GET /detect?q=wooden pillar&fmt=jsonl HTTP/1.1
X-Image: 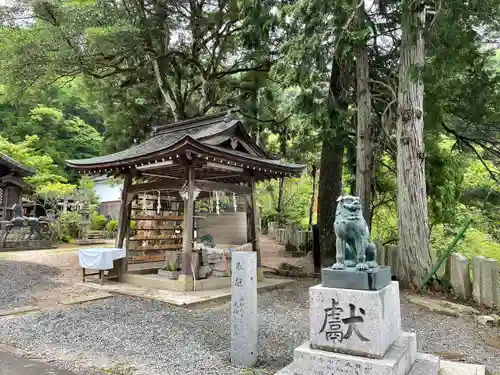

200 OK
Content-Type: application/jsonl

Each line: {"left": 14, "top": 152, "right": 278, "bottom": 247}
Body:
{"left": 179, "top": 164, "right": 195, "bottom": 290}
{"left": 248, "top": 174, "right": 263, "bottom": 279}
{"left": 114, "top": 173, "right": 133, "bottom": 280}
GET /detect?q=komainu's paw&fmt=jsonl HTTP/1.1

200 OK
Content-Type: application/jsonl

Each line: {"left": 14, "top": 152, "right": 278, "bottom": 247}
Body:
{"left": 356, "top": 262, "right": 369, "bottom": 271}
{"left": 332, "top": 262, "right": 346, "bottom": 270}
{"left": 344, "top": 259, "right": 356, "bottom": 268}
{"left": 367, "top": 261, "right": 378, "bottom": 269}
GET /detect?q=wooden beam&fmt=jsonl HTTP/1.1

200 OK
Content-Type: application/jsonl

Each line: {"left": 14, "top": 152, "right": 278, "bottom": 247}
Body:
{"left": 205, "top": 161, "right": 244, "bottom": 173}
{"left": 129, "top": 178, "right": 251, "bottom": 195}
{"left": 136, "top": 160, "right": 175, "bottom": 170}
{"left": 249, "top": 174, "right": 261, "bottom": 267}
{"left": 181, "top": 165, "right": 195, "bottom": 276}
{"left": 114, "top": 173, "right": 133, "bottom": 279}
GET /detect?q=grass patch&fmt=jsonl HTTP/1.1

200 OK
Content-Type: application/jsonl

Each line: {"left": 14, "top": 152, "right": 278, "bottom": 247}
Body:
{"left": 103, "top": 363, "right": 136, "bottom": 375}
{"left": 0, "top": 252, "right": 16, "bottom": 260}
{"left": 433, "top": 350, "right": 466, "bottom": 362}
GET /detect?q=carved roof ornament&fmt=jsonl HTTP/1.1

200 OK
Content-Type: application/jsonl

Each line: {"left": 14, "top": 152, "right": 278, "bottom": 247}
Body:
{"left": 224, "top": 108, "right": 234, "bottom": 122}
{"left": 231, "top": 137, "right": 238, "bottom": 150}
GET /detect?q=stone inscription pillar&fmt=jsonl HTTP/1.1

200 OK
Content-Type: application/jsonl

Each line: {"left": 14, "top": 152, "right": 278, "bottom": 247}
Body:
{"left": 230, "top": 251, "right": 258, "bottom": 367}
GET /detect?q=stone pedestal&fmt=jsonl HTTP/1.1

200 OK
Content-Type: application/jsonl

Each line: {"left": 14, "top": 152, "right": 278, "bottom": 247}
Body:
{"left": 310, "top": 282, "right": 401, "bottom": 358}
{"left": 275, "top": 281, "right": 440, "bottom": 375}
{"left": 276, "top": 333, "right": 417, "bottom": 375}
{"left": 321, "top": 266, "right": 392, "bottom": 290}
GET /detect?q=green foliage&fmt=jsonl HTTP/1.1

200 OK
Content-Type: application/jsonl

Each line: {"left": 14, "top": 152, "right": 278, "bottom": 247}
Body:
{"left": 257, "top": 175, "right": 314, "bottom": 230}
{"left": 425, "top": 136, "right": 466, "bottom": 227}
{"left": 2, "top": 105, "right": 103, "bottom": 171}
{"left": 106, "top": 219, "right": 118, "bottom": 233}
{"left": 0, "top": 0, "right": 497, "bottom": 273}
{"left": 77, "top": 176, "right": 100, "bottom": 205}
{"left": 90, "top": 211, "right": 107, "bottom": 230}
{"left": 52, "top": 211, "right": 81, "bottom": 242}
{"left": 0, "top": 134, "right": 66, "bottom": 188}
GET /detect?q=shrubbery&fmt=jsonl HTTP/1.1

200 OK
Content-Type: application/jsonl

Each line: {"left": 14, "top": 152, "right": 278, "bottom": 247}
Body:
{"left": 51, "top": 211, "right": 80, "bottom": 243}
{"left": 90, "top": 211, "right": 107, "bottom": 230}
{"left": 106, "top": 219, "right": 118, "bottom": 233}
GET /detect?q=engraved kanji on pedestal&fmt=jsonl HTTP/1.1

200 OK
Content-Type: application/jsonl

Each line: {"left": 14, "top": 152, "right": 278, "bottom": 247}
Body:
{"left": 230, "top": 252, "right": 258, "bottom": 367}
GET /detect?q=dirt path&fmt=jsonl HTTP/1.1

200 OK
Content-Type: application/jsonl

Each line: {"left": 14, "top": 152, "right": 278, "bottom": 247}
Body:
{"left": 0, "top": 247, "right": 111, "bottom": 310}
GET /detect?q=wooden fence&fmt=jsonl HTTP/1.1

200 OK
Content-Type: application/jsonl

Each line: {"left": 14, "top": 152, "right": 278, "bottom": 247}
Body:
{"left": 266, "top": 222, "right": 499, "bottom": 309}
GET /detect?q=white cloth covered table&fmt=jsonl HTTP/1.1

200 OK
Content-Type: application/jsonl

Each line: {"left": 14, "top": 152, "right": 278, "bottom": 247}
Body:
{"left": 78, "top": 248, "right": 126, "bottom": 270}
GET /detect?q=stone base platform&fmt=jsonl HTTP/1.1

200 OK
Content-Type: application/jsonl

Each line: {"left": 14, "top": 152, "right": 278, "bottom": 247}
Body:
{"left": 275, "top": 332, "right": 420, "bottom": 375}
{"left": 321, "top": 266, "right": 392, "bottom": 290}
{"left": 274, "top": 342, "right": 485, "bottom": 375}
{"left": 78, "top": 277, "right": 294, "bottom": 307}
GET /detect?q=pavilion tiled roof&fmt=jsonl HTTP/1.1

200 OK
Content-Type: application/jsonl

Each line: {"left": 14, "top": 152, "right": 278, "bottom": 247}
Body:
{"left": 66, "top": 111, "right": 306, "bottom": 180}
{"left": 0, "top": 152, "right": 36, "bottom": 177}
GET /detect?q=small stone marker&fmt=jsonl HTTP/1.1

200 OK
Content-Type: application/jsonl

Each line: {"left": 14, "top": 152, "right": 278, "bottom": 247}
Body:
{"left": 386, "top": 245, "right": 400, "bottom": 279}
{"left": 472, "top": 256, "right": 485, "bottom": 304}
{"left": 230, "top": 251, "right": 257, "bottom": 367}
{"left": 483, "top": 258, "right": 500, "bottom": 308}
{"left": 449, "top": 253, "right": 472, "bottom": 300}
{"left": 376, "top": 243, "right": 386, "bottom": 266}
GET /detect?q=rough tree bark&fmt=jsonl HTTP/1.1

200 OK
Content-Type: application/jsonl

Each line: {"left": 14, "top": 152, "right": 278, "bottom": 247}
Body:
{"left": 355, "top": 21, "right": 373, "bottom": 228}
{"left": 317, "top": 55, "right": 350, "bottom": 259}
{"left": 346, "top": 125, "right": 357, "bottom": 195}
{"left": 308, "top": 164, "right": 318, "bottom": 230}
{"left": 318, "top": 131, "right": 344, "bottom": 259}
{"left": 396, "top": 1, "right": 432, "bottom": 288}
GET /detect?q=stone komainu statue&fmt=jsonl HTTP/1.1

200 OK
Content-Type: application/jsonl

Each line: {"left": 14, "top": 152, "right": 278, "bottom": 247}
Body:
{"left": 332, "top": 195, "right": 378, "bottom": 271}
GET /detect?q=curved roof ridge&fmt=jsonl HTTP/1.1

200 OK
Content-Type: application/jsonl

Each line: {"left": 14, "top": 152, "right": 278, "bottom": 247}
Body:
{"left": 154, "top": 110, "right": 231, "bottom": 133}
{"left": 0, "top": 152, "right": 36, "bottom": 176}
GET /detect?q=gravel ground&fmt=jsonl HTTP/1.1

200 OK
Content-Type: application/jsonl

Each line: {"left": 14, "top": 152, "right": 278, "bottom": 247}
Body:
{"left": 0, "top": 283, "right": 312, "bottom": 375}
{"left": 402, "top": 301, "right": 500, "bottom": 373}
{"left": 0, "top": 259, "right": 60, "bottom": 309}
{"left": 0, "top": 248, "right": 499, "bottom": 374}
{"left": 0, "top": 281, "right": 499, "bottom": 374}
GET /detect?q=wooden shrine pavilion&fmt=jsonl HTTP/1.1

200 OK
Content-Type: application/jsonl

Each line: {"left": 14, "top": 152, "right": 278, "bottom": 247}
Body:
{"left": 0, "top": 152, "right": 35, "bottom": 221}
{"left": 66, "top": 110, "right": 306, "bottom": 291}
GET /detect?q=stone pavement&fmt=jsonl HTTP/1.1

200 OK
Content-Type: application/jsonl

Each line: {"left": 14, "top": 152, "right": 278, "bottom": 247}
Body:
{"left": 0, "top": 350, "right": 76, "bottom": 375}
{"left": 79, "top": 277, "right": 294, "bottom": 307}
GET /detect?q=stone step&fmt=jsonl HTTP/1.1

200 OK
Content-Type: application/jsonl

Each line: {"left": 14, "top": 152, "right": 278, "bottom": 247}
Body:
{"left": 279, "top": 332, "right": 417, "bottom": 375}
{"left": 408, "top": 353, "right": 440, "bottom": 375}
{"left": 273, "top": 363, "right": 297, "bottom": 375}
{"left": 274, "top": 356, "right": 485, "bottom": 375}
{"left": 440, "top": 360, "right": 485, "bottom": 375}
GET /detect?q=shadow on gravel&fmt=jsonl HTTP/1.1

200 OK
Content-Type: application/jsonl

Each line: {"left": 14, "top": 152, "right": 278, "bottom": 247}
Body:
{"left": 0, "top": 260, "right": 61, "bottom": 309}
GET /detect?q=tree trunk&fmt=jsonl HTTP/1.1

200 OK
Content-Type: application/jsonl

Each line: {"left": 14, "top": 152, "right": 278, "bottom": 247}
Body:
{"left": 355, "top": 25, "right": 373, "bottom": 227}
{"left": 317, "top": 55, "right": 350, "bottom": 259}
{"left": 396, "top": 2, "right": 432, "bottom": 289}
{"left": 346, "top": 126, "right": 356, "bottom": 195}
{"left": 318, "top": 132, "right": 344, "bottom": 259}
{"left": 309, "top": 164, "right": 318, "bottom": 230}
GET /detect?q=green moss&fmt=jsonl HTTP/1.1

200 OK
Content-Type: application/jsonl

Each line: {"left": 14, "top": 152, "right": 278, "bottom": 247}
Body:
{"left": 102, "top": 363, "right": 136, "bottom": 375}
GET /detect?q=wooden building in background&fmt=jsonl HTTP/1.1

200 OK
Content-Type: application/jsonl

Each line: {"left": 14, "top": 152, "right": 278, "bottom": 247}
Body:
{"left": 0, "top": 153, "right": 35, "bottom": 221}
{"left": 66, "top": 111, "right": 306, "bottom": 291}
